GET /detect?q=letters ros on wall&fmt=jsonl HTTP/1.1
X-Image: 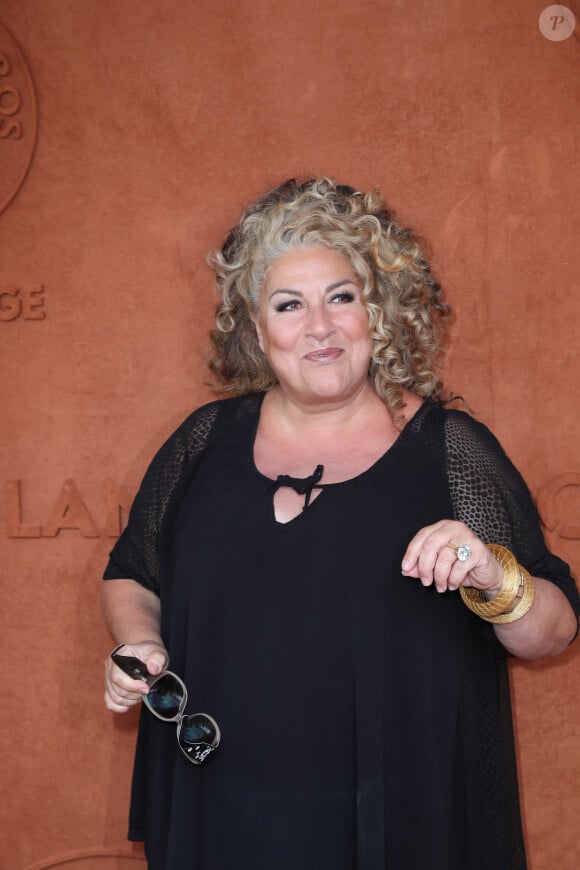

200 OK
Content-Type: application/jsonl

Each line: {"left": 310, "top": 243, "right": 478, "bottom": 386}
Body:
{"left": 0, "top": 19, "right": 38, "bottom": 215}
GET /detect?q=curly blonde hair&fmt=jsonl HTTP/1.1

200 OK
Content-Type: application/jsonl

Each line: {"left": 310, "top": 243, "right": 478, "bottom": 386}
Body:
{"left": 208, "top": 177, "right": 450, "bottom": 413}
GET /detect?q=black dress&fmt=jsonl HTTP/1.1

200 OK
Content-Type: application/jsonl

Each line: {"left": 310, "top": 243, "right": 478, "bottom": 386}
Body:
{"left": 104, "top": 394, "right": 579, "bottom": 870}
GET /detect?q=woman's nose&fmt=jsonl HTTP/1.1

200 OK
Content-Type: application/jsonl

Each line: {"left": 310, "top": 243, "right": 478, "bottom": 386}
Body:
{"left": 305, "top": 304, "right": 335, "bottom": 342}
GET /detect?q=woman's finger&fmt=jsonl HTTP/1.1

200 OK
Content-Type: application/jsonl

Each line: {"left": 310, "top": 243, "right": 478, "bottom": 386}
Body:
{"left": 402, "top": 520, "right": 500, "bottom": 593}
{"left": 401, "top": 520, "right": 448, "bottom": 577}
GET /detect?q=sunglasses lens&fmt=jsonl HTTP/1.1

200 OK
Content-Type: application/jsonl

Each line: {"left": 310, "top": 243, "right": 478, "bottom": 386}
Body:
{"left": 145, "top": 673, "right": 185, "bottom": 720}
{"left": 181, "top": 714, "right": 217, "bottom": 743}
{"left": 178, "top": 714, "right": 221, "bottom": 764}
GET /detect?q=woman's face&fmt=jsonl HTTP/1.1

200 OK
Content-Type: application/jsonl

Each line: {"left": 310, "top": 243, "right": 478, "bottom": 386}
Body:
{"left": 254, "top": 247, "right": 373, "bottom": 407}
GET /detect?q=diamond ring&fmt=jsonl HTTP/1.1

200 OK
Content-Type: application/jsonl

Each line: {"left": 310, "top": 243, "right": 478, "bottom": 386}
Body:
{"left": 447, "top": 542, "right": 472, "bottom": 562}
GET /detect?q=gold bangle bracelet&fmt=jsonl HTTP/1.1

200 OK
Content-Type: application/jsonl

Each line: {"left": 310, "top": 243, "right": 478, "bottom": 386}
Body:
{"left": 459, "top": 544, "right": 522, "bottom": 620}
{"left": 488, "top": 566, "right": 536, "bottom": 624}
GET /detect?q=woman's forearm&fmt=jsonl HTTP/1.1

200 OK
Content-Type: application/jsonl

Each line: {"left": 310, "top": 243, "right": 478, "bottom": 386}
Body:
{"left": 101, "top": 577, "right": 162, "bottom": 646}
{"left": 101, "top": 578, "right": 167, "bottom": 712}
{"left": 493, "top": 577, "right": 578, "bottom": 659}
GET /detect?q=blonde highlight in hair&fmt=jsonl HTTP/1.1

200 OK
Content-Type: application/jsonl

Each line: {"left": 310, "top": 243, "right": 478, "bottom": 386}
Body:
{"left": 208, "top": 177, "right": 450, "bottom": 412}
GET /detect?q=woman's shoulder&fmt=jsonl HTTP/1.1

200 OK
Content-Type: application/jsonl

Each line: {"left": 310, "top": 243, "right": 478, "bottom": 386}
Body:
{"left": 408, "top": 399, "right": 507, "bottom": 464}
{"left": 148, "top": 392, "right": 264, "bottom": 470}
{"left": 135, "top": 392, "right": 264, "bottom": 503}
{"left": 172, "top": 392, "right": 263, "bottom": 449}
{"left": 412, "top": 399, "right": 494, "bottom": 436}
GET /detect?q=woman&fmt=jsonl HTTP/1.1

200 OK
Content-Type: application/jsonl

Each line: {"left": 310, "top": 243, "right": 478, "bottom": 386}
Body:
{"left": 102, "top": 177, "right": 579, "bottom": 870}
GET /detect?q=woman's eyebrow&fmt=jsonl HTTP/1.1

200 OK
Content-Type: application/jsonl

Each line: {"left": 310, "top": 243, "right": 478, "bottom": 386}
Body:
{"left": 267, "top": 288, "right": 303, "bottom": 299}
{"left": 326, "top": 279, "right": 357, "bottom": 292}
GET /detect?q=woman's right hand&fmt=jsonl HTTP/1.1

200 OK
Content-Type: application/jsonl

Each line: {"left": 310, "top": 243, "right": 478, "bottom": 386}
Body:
{"left": 104, "top": 640, "right": 169, "bottom": 713}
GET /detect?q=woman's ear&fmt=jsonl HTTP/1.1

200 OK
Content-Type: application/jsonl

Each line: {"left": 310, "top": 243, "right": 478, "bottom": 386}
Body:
{"left": 251, "top": 312, "right": 265, "bottom": 354}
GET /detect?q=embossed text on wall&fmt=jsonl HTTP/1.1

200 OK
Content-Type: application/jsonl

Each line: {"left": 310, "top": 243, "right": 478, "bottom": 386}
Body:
{"left": 4, "top": 479, "right": 133, "bottom": 538}
{"left": 0, "top": 20, "right": 38, "bottom": 215}
{"left": 3, "top": 474, "right": 580, "bottom": 544}
{"left": 0, "top": 284, "right": 46, "bottom": 320}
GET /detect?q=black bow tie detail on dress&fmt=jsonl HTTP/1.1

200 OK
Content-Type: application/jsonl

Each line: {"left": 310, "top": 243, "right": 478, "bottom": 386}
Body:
{"left": 268, "top": 464, "right": 325, "bottom": 510}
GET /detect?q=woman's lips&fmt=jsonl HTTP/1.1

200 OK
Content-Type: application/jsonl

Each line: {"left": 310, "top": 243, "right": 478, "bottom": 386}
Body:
{"left": 303, "top": 347, "right": 344, "bottom": 363}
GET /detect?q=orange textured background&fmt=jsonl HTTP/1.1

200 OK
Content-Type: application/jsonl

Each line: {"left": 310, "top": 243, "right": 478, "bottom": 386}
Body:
{"left": 1, "top": 1, "right": 579, "bottom": 868}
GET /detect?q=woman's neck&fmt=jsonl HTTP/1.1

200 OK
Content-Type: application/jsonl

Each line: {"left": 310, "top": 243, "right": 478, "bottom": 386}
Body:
{"left": 261, "top": 383, "right": 421, "bottom": 439}
{"left": 254, "top": 385, "right": 424, "bottom": 484}
{"left": 263, "top": 382, "right": 385, "bottom": 434}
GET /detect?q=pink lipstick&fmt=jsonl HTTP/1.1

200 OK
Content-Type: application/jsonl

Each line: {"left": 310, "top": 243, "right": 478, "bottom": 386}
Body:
{"left": 304, "top": 348, "right": 344, "bottom": 363}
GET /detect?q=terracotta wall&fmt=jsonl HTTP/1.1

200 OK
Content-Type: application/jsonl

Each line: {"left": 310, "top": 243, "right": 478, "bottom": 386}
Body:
{"left": 1, "top": 1, "right": 579, "bottom": 867}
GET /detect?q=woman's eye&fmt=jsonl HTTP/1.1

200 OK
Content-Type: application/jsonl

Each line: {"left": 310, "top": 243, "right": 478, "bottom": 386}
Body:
{"left": 275, "top": 299, "right": 302, "bottom": 312}
{"left": 329, "top": 291, "right": 355, "bottom": 304}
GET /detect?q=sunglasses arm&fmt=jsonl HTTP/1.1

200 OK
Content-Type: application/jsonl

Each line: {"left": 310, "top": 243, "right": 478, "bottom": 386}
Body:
{"left": 110, "top": 642, "right": 158, "bottom": 685}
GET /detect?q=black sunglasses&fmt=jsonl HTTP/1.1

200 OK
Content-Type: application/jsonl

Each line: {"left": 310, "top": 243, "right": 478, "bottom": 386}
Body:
{"left": 110, "top": 643, "right": 221, "bottom": 765}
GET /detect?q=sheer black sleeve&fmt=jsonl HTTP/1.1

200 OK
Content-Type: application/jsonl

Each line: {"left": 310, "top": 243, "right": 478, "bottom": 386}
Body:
{"left": 443, "top": 409, "right": 579, "bottom": 622}
{"left": 102, "top": 401, "right": 221, "bottom": 594}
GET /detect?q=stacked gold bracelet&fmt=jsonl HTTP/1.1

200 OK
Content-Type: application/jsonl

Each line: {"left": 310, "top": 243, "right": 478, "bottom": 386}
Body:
{"left": 459, "top": 544, "right": 536, "bottom": 624}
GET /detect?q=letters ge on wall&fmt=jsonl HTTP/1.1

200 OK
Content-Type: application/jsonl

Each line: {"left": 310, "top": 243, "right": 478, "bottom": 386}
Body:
{"left": 0, "top": 285, "right": 46, "bottom": 319}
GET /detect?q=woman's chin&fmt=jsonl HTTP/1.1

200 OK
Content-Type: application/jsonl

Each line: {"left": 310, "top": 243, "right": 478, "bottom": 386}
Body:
{"left": 283, "top": 376, "right": 368, "bottom": 406}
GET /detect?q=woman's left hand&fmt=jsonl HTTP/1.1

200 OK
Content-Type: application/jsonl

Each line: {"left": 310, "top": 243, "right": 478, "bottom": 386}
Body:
{"left": 401, "top": 520, "right": 503, "bottom": 595}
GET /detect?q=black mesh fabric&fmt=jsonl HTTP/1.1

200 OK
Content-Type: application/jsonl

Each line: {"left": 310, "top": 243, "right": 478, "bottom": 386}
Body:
{"left": 408, "top": 404, "right": 578, "bottom": 611}
{"left": 104, "top": 400, "right": 222, "bottom": 591}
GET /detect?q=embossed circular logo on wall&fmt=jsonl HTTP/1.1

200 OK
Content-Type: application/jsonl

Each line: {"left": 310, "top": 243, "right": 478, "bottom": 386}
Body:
{"left": 0, "top": 21, "right": 38, "bottom": 215}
